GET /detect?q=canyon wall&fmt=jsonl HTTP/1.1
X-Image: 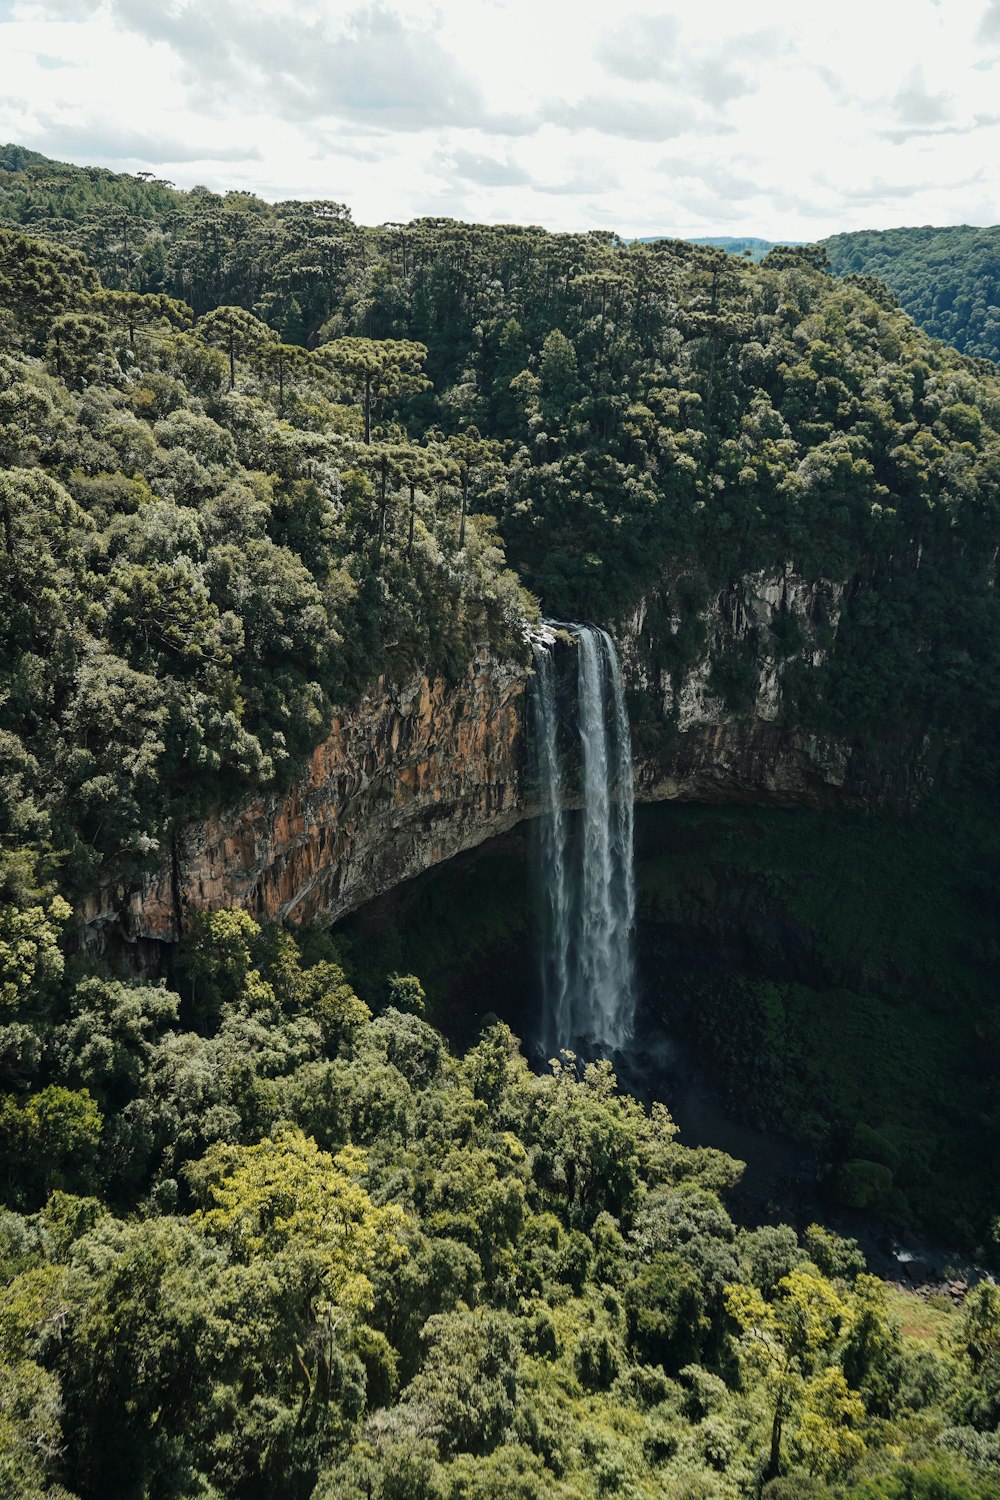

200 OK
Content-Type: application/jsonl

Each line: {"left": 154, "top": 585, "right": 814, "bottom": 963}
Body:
{"left": 622, "top": 566, "right": 926, "bottom": 811}
{"left": 79, "top": 567, "right": 924, "bottom": 947}
{"left": 80, "top": 649, "right": 529, "bottom": 946}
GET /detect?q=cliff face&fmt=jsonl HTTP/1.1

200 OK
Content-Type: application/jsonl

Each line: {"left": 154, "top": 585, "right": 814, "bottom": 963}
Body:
{"left": 623, "top": 566, "right": 925, "bottom": 811}
{"left": 79, "top": 569, "right": 924, "bottom": 947}
{"left": 80, "top": 649, "right": 529, "bottom": 945}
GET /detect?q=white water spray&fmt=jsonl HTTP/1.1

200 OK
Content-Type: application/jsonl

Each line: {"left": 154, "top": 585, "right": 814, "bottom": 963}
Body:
{"left": 530, "top": 624, "right": 637, "bottom": 1058}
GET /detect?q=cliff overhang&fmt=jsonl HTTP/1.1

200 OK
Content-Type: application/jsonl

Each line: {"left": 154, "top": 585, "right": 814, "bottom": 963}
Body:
{"left": 78, "top": 568, "right": 926, "bottom": 948}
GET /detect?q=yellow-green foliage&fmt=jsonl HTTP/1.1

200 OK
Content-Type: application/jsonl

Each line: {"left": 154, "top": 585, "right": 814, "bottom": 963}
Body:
{"left": 190, "top": 1128, "right": 407, "bottom": 1314}
{"left": 0, "top": 915, "right": 992, "bottom": 1500}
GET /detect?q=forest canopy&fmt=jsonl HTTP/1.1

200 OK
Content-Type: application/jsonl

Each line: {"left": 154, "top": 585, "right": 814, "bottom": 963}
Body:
{"left": 2, "top": 147, "right": 1000, "bottom": 903}
{"left": 824, "top": 225, "right": 1000, "bottom": 366}
{"left": 2, "top": 908, "right": 1000, "bottom": 1500}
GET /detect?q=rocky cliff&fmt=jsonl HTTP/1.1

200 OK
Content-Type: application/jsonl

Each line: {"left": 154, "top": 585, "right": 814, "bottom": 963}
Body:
{"left": 79, "top": 649, "right": 529, "bottom": 946}
{"left": 79, "top": 568, "right": 924, "bottom": 947}
{"left": 623, "top": 565, "right": 925, "bottom": 811}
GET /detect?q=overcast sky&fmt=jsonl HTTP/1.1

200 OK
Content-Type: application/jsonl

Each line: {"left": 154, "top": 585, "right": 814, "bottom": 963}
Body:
{"left": 1, "top": 0, "right": 999, "bottom": 239}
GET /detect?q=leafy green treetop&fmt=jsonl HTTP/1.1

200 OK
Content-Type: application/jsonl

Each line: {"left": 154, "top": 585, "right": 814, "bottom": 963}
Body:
{"left": 317, "top": 336, "right": 430, "bottom": 443}
{"left": 726, "top": 1267, "right": 854, "bottom": 1481}
{"left": 195, "top": 304, "right": 277, "bottom": 390}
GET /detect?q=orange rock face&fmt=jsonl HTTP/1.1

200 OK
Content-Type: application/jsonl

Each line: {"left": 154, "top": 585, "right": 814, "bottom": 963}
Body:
{"left": 80, "top": 649, "right": 530, "bottom": 944}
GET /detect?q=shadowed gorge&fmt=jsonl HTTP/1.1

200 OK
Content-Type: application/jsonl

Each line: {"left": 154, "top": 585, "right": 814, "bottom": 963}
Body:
{"left": 335, "top": 795, "right": 1000, "bottom": 1247}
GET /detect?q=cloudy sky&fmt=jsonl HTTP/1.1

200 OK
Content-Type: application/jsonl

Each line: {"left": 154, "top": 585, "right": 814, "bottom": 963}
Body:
{"left": 1, "top": 0, "right": 999, "bottom": 238}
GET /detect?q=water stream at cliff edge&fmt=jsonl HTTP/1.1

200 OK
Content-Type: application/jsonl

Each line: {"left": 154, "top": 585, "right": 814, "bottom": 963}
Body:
{"left": 530, "top": 623, "right": 636, "bottom": 1059}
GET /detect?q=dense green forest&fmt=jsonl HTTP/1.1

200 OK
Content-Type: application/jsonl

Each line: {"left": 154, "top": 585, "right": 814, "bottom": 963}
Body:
{"left": 3, "top": 906, "right": 1000, "bottom": 1500}
{"left": 824, "top": 227, "right": 1000, "bottom": 366}
{"left": 3, "top": 145, "right": 1000, "bottom": 882}
{"left": 2, "top": 146, "right": 1000, "bottom": 1497}
{"left": 644, "top": 225, "right": 1000, "bottom": 367}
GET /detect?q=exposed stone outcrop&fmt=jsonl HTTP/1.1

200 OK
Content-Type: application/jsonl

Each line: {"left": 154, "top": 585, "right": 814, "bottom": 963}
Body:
{"left": 623, "top": 565, "right": 924, "bottom": 811}
{"left": 79, "top": 649, "right": 529, "bottom": 945}
{"left": 79, "top": 568, "right": 925, "bottom": 948}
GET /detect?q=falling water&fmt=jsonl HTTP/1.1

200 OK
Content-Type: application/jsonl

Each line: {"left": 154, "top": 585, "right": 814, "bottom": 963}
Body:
{"left": 531, "top": 624, "right": 636, "bottom": 1059}
{"left": 530, "top": 643, "right": 573, "bottom": 1052}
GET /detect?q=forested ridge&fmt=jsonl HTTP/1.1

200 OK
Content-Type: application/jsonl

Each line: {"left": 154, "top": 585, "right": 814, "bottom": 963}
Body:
{"left": 642, "top": 224, "right": 1000, "bottom": 368}
{"left": 823, "top": 226, "right": 1000, "bottom": 367}
{"left": 1, "top": 146, "right": 1000, "bottom": 1498}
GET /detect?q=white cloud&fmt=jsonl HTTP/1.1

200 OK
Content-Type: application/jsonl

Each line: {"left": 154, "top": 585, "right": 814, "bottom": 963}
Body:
{"left": 978, "top": 1, "right": 1000, "bottom": 42}
{"left": 0, "top": 0, "right": 997, "bottom": 237}
{"left": 603, "top": 15, "right": 682, "bottom": 82}
{"left": 436, "top": 146, "right": 534, "bottom": 187}
{"left": 892, "top": 66, "right": 953, "bottom": 127}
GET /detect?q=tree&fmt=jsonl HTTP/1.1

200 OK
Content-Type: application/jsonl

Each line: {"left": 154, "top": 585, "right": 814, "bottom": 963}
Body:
{"left": 0, "top": 355, "right": 69, "bottom": 467}
{"left": 440, "top": 426, "right": 500, "bottom": 549}
{"left": 399, "top": 1307, "right": 520, "bottom": 1457}
{"left": 390, "top": 447, "right": 437, "bottom": 559}
{"left": 0, "top": 227, "right": 97, "bottom": 345}
{"left": 839, "top": 1275, "right": 903, "bottom": 1419}
{"left": 953, "top": 1280, "right": 1000, "bottom": 1428}
{"left": 485, "top": 317, "right": 529, "bottom": 437}
{"left": 189, "top": 1127, "right": 407, "bottom": 1317}
{"left": 195, "top": 305, "right": 277, "bottom": 390}
{"left": 179, "top": 909, "right": 262, "bottom": 1026}
{"left": 57, "top": 1214, "right": 231, "bottom": 1496}
{"left": 96, "top": 289, "right": 192, "bottom": 350}
{"left": 0, "top": 1086, "right": 102, "bottom": 1203}
{"left": 0, "top": 1357, "right": 72, "bottom": 1500}
{"left": 794, "top": 1366, "right": 866, "bottom": 1480}
{"left": 0, "top": 468, "right": 89, "bottom": 585}
{"left": 803, "top": 1224, "right": 866, "bottom": 1283}
{"left": 538, "top": 328, "right": 582, "bottom": 431}
{"left": 725, "top": 1268, "right": 850, "bottom": 1479}
{"left": 356, "top": 441, "right": 413, "bottom": 569}
{"left": 104, "top": 558, "right": 239, "bottom": 678}
{"left": 256, "top": 339, "right": 314, "bottom": 416}
{"left": 626, "top": 1250, "right": 708, "bottom": 1371}
{"left": 48, "top": 976, "right": 179, "bottom": 1111}
{"left": 316, "top": 337, "right": 429, "bottom": 443}
{"left": 529, "top": 1056, "right": 643, "bottom": 1225}
{"left": 678, "top": 253, "right": 750, "bottom": 422}
{"left": 385, "top": 973, "right": 426, "bottom": 1016}
{"left": 0, "top": 877, "right": 70, "bottom": 1015}
{"left": 45, "top": 310, "right": 113, "bottom": 388}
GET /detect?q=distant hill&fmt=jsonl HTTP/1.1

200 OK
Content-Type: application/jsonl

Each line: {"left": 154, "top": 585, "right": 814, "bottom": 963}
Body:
{"left": 636, "top": 235, "right": 789, "bottom": 261}
{"left": 685, "top": 236, "right": 789, "bottom": 262}
{"left": 823, "top": 225, "right": 1000, "bottom": 364}
{"left": 639, "top": 224, "right": 1000, "bottom": 364}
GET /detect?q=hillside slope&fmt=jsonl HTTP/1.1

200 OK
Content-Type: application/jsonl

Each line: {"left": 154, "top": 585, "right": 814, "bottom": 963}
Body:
{"left": 823, "top": 225, "right": 1000, "bottom": 364}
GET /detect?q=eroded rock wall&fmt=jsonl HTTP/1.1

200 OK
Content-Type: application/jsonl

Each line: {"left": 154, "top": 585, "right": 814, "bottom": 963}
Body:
{"left": 80, "top": 568, "right": 926, "bottom": 947}
{"left": 80, "top": 648, "right": 530, "bottom": 944}
{"left": 624, "top": 567, "right": 923, "bottom": 810}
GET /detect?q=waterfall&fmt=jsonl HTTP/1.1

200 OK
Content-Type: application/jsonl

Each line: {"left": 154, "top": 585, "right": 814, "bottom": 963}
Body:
{"left": 530, "top": 643, "right": 573, "bottom": 1052}
{"left": 530, "top": 624, "right": 636, "bottom": 1059}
